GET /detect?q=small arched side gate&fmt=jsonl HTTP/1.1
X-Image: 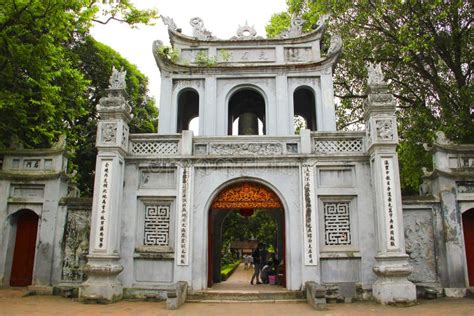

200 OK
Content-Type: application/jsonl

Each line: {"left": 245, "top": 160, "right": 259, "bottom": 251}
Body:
{"left": 207, "top": 181, "right": 285, "bottom": 287}
{"left": 10, "top": 209, "right": 39, "bottom": 286}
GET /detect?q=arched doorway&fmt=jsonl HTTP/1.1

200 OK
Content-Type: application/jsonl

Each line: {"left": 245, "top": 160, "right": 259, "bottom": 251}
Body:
{"left": 293, "top": 87, "right": 316, "bottom": 131}
{"left": 10, "top": 209, "right": 39, "bottom": 286}
{"left": 463, "top": 208, "right": 474, "bottom": 286}
{"left": 228, "top": 89, "right": 266, "bottom": 135}
{"left": 177, "top": 88, "right": 199, "bottom": 133}
{"left": 207, "top": 181, "right": 285, "bottom": 288}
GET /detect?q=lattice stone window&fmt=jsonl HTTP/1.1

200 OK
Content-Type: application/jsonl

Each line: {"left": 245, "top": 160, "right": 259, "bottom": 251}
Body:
{"left": 130, "top": 141, "right": 179, "bottom": 155}
{"left": 144, "top": 204, "right": 171, "bottom": 246}
{"left": 314, "top": 139, "right": 363, "bottom": 153}
{"left": 323, "top": 201, "right": 351, "bottom": 246}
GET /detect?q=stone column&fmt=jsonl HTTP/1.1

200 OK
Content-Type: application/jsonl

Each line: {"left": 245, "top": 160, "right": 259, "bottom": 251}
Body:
{"left": 79, "top": 67, "right": 131, "bottom": 303}
{"left": 364, "top": 64, "right": 416, "bottom": 304}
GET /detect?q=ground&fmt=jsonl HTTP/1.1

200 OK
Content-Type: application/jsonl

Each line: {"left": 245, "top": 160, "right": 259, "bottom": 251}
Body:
{"left": 1, "top": 264, "right": 473, "bottom": 315}
{"left": 0, "top": 291, "right": 473, "bottom": 315}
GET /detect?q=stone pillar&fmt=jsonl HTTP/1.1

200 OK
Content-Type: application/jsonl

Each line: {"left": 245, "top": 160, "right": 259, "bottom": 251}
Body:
{"left": 428, "top": 135, "right": 467, "bottom": 287}
{"left": 364, "top": 64, "right": 416, "bottom": 304}
{"left": 79, "top": 67, "right": 131, "bottom": 303}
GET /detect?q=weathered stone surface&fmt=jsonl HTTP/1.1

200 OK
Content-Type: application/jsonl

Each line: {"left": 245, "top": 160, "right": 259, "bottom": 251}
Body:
{"left": 444, "top": 288, "right": 467, "bottom": 298}
{"left": 166, "top": 281, "right": 188, "bottom": 310}
{"left": 403, "top": 210, "right": 437, "bottom": 283}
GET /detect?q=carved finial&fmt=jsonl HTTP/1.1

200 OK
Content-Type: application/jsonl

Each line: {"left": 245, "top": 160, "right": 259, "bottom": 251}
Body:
{"left": 421, "top": 167, "right": 430, "bottom": 176}
{"left": 435, "top": 131, "right": 451, "bottom": 145}
{"left": 9, "top": 135, "right": 23, "bottom": 149}
{"left": 190, "top": 17, "right": 215, "bottom": 40}
{"left": 109, "top": 66, "right": 127, "bottom": 90}
{"left": 161, "top": 15, "right": 178, "bottom": 31}
{"left": 234, "top": 21, "right": 258, "bottom": 39}
{"left": 367, "top": 63, "right": 385, "bottom": 86}
{"left": 278, "top": 15, "right": 304, "bottom": 38}
{"left": 315, "top": 14, "right": 329, "bottom": 29}
{"left": 52, "top": 135, "right": 67, "bottom": 150}
{"left": 419, "top": 178, "right": 432, "bottom": 196}
{"left": 422, "top": 143, "right": 432, "bottom": 151}
{"left": 326, "top": 34, "right": 342, "bottom": 56}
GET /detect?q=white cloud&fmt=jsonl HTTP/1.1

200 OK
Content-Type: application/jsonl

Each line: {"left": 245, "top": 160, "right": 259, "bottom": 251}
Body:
{"left": 90, "top": 0, "right": 287, "bottom": 105}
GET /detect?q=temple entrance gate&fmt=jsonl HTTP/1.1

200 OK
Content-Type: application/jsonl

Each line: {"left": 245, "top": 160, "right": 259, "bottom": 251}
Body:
{"left": 9, "top": 209, "right": 39, "bottom": 286}
{"left": 207, "top": 181, "right": 286, "bottom": 288}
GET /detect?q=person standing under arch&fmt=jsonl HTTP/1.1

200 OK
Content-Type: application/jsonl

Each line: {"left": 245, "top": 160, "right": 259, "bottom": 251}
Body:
{"left": 250, "top": 242, "right": 267, "bottom": 285}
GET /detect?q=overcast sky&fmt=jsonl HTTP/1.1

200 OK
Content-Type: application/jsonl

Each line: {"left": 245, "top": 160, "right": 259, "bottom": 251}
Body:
{"left": 90, "top": 0, "right": 288, "bottom": 103}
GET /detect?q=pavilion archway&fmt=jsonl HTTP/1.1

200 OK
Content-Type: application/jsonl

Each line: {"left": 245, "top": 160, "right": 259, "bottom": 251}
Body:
{"left": 207, "top": 181, "right": 286, "bottom": 288}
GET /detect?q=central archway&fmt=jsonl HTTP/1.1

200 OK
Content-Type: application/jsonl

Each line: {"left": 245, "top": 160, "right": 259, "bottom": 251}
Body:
{"left": 207, "top": 181, "right": 286, "bottom": 288}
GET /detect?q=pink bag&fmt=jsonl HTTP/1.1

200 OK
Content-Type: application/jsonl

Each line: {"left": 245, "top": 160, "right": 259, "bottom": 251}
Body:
{"left": 268, "top": 275, "right": 276, "bottom": 285}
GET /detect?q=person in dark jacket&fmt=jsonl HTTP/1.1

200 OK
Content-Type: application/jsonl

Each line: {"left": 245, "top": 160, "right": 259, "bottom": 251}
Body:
{"left": 250, "top": 242, "right": 267, "bottom": 285}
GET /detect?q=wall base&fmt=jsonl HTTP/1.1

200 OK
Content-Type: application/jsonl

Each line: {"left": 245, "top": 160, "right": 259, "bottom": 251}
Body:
{"left": 78, "top": 256, "right": 123, "bottom": 304}
{"left": 372, "top": 256, "right": 417, "bottom": 305}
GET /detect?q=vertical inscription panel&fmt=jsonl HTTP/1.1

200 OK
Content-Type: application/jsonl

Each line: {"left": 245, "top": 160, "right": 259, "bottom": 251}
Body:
{"left": 302, "top": 164, "right": 318, "bottom": 265}
{"left": 176, "top": 166, "right": 191, "bottom": 265}
{"left": 94, "top": 160, "right": 112, "bottom": 251}
{"left": 381, "top": 158, "right": 400, "bottom": 250}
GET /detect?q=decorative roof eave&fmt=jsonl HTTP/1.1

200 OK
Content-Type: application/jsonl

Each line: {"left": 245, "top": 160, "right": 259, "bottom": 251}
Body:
{"left": 0, "top": 147, "right": 68, "bottom": 157}
{"left": 168, "top": 23, "right": 326, "bottom": 48}
{"left": 423, "top": 168, "right": 474, "bottom": 180}
{"left": 0, "top": 171, "right": 69, "bottom": 181}
{"left": 428, "top": 143, "right": 474, "bottom": 154}
{"left": 152, "top": 40, "right": 341, "bottom": 75}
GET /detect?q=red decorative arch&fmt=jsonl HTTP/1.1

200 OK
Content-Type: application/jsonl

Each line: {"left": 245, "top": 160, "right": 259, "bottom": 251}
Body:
{"left": 211, "top": 182, "right": 282, "bottom": 209}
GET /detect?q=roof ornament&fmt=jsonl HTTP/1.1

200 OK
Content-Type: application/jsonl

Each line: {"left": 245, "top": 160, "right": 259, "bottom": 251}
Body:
{"left": 434, "top": 131, "right": 451, "bottom": 145}
{"left": 232, "top": 21, "right": 261, "bottom": 40}
{"left": 313, "top": 14, "right": 329, "bottom": 30}
{"left": 109, "top": 66, "right": 127, "bottom": 90}
{"left": 278, "top": 15, "right": 304, "bottom": 38}
{"left": 190, "top": 17, "right": 215, "bottom": 40}
{"left": 161, "top": 15, "right": 178, "bottom": 32}
{"left": 367, "top": 63, "right": 385, "bottom": 86}
{"left": 326, "top": 34, "right": 342, "bottom": 57}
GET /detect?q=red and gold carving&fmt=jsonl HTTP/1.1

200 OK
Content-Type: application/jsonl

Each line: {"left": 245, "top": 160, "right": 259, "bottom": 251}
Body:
{"left": 212, "top": 182, "right": 282, "bottom": 209}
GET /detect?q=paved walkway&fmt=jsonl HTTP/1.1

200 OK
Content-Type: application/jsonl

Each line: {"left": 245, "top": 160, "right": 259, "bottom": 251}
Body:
{"left": 210, "top": 263, "right": 287, "bottom": 292}
{"left": 0, "top": 290, "right": 473, "bottom": 315}
{"left": 1, "top": 270, "right": 474, "bottom": 315}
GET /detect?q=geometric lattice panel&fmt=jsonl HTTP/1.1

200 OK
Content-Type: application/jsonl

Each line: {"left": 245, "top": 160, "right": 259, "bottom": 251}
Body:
{"left": 131, "top": 141, "right": 179, "bottom": 155}
{"left": 314, "top": 139, "right": 363, "bottom": 153}
{"left": 144, "top": 205, "right": 170, "bottom": 246}
{"left": 324, "top": 202, "right": 351, "bottom": 246}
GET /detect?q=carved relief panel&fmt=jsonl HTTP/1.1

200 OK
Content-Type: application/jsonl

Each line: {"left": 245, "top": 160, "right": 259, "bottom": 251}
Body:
{"left": 97, "top": 121, "right": 129, "bottom": 150}
{"left": 216, "top": 48, "right": 276, "bottom": 63}
{"left": 285, "top": 47, "right": 312, "bottom": 62}
{"left": 62, "top": 209, "right": 91, "bottom": 282}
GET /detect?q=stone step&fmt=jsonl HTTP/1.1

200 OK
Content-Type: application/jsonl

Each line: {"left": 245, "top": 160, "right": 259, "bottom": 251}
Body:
{"left": 467, "top": 287, "right": 474, "bottom": 299}
{"left": 187, "top": 290, "right": 305, "bottom": 302}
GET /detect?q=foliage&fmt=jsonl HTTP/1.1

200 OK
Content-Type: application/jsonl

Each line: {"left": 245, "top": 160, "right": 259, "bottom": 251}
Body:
{"left": 71, "top": 37, "right": 158, "bottom": 194}
{"left": 219, "top": 49, "right": 232, "bottom": 62}
{"left": 220, "top": 260, "right": 240, "bottom": 281}
{"left": 157, "top": 46, "right": 180, "bottom": 63}
{"left": 266, "top": 11, "right": 291, "bottom": 38}
{"left": 221, "top": 210, "right": 278, "bottom": 258}
{"left": 267, "top": 0, "right": 473, "bottom": 191}
{"left": 0, "top": 0, "right": 159, "bottom": 195}
{"left": 294, "top": 115, "right": 307, "bottom": 135}
{"left": 194, "top": 50, "right": 217, "bottom": 67}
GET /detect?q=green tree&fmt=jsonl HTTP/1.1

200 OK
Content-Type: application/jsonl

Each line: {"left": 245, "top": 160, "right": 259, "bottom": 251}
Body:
{"left": 71, "top": 37, "right": 158, "bottom": 194}
{"left": 267, "top": 0, "right": 473, "bottom": 192}
{"left": 0, "top": 0, "right": 158, "bottom": 194}
{"left": 221, "top": 210, "right": 278, "bottom": 257}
